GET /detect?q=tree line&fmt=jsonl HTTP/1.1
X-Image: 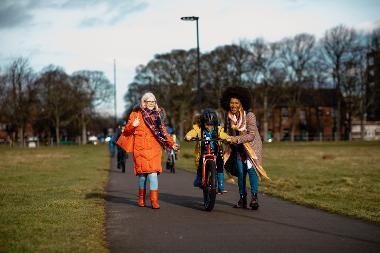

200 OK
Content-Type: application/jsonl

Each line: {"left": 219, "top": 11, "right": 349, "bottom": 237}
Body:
{"left": 125, "top": 25, "right": 380, "bottom": 141}
{"left": 0, "top": 58, "right": 114, "bottom": 145}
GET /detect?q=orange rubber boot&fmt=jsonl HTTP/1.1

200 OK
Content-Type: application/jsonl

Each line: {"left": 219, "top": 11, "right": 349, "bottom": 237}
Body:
{"left": 138, "top": 189, "right": 146, "bottom": 207}
{"left": 150, "top": 190, "right": 160, "bottom": 209}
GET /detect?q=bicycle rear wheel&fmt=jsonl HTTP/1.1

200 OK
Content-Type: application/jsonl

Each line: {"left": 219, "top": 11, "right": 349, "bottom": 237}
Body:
{"left": 203, "top": 160, "right": 217, "bottom": 211}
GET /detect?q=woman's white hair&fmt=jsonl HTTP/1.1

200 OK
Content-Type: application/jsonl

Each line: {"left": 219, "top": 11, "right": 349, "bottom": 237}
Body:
{"left": 140, "top": 92, "right": 158, "bottom": 109}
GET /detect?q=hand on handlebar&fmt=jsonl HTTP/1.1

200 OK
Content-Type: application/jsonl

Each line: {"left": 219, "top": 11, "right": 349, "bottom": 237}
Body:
{"left": 226, "top": 136, "right": 238, "bottom": 144}
{"left": 186, "top": 136, "right": 227, "bottom": 142}
{"left": 184, "top": 136, "right": 200, "bottom": 142}
{"left": 185, "top": 137, "right": 201, "bottom": 142}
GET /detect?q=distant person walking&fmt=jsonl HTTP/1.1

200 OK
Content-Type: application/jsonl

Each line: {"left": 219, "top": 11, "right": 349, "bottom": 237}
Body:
{"left": 113, "top": 120, "right": 128, "bottom": 173}
{"left": 118, "top": 92, "right": 180, "bottom": 209}
{"left": 221, "top": 86, "right": 270, "bottom": 210}
{"left": 107, "top": 128, "right": 116, "bottom": 157}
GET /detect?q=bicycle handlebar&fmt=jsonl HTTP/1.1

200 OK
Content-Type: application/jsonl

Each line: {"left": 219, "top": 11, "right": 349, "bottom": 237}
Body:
{"left": 186, "top": 137, "right": 227, "bottom": 143}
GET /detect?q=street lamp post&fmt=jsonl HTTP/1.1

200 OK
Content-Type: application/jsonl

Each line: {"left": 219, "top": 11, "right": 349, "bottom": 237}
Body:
{"left": 181, "top": 16, "right": 201, "bottom": 106}
{"left": 113, "top": 59, "right": 117, "bottom": 127}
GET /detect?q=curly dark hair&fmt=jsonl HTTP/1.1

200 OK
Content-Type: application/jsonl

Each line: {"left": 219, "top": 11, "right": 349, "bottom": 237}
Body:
{"left": 220, "top": 86, "right": 252, "bottom": 111}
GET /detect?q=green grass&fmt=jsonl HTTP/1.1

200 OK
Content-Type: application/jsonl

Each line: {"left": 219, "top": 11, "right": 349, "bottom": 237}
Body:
{"left": 177, "top": 141, "right": 380, "bottom": 223}
{"left": 0, "top": 145, "right": 109, "bottom": 253}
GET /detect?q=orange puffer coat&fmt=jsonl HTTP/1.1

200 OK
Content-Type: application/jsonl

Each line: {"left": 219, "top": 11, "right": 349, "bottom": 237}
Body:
{"left": 122, "top": 109, "right": 174, "bottom": 175}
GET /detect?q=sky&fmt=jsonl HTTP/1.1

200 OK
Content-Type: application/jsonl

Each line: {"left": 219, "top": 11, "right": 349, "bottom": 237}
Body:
{"left": 0, "top": 0, "right": 379, "bottom": 116}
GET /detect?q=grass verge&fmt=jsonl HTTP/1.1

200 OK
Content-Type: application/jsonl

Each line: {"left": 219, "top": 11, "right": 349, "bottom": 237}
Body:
{"left": 0, "top": 145, "right": 109, "bottom": 253}
{"left": 176, "top": 141, "right": 380, "bottom": 223}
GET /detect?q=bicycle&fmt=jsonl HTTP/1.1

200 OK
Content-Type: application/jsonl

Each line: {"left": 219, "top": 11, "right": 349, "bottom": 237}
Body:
{"left": 189, "top": 137, "right": 224, "bottom": 211}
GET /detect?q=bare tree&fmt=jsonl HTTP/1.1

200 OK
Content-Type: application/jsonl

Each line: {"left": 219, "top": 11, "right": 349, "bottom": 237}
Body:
{"left": 321, "top": 25, "right": 357, "bottom": 140}
{"left": 203, "top": 44, "right": 251, "bottom": 90}
{"left": 202, "top": 48, "right": 231, "bottom": 108}
{"left": 35, "top": 66, "right": 76, "bottom": 145}
{"left": 71, "top": 70, "right": 113, "bottom": 144}
{"left": 244, "top": 38, "right": 284, "bottom": 142}
{"left": 2, "top": 58, "right": 37, "bottom": 145}
{"left": 278, "top": 33, "right": 317, "bottom": 141}
{"left": 308, "top": 45, "right": 332, "bottom": 140}
{"left": 346, "top": 32, "right": 375, "bottom": 140}
{"left": 0, "top": 68, "right": 6, "bottom": 122}
{"left": 70, "top": 74, "right": 92, "bottom": 144}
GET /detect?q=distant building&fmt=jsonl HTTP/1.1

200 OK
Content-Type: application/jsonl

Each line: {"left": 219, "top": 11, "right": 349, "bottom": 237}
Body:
{"left": 255, "top": 88, "right": 343, "bottom": 141}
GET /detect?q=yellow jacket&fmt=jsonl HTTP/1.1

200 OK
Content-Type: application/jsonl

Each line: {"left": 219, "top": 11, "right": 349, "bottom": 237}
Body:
{"left": 185, "top": 124, "right": 229, "bottom": 167}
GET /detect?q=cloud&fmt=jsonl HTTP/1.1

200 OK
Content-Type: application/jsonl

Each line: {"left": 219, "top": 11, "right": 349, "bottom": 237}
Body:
{"left": 80, "top": 17, "right": 103, "bottom": 27}
{"left": 0, "top": 0, "right": 148, "bottom": 29}
{"left": 79, "top": 1, "right": 149, "bottom": 27}
{"left": 108, "top": 2, "right": 148, "bottom": 25}
{"left": 0, "top": 0, "right": 33, "bottom": 28}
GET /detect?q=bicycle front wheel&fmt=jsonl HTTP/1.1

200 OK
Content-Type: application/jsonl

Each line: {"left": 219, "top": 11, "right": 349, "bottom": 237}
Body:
{"left": 203, "top": 160, "right": 217, "bottom": 211}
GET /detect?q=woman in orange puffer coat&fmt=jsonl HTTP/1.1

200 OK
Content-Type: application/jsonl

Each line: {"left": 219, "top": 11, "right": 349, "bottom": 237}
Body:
{"left": 121, "top": 92, "right": 180, "bottom": 209}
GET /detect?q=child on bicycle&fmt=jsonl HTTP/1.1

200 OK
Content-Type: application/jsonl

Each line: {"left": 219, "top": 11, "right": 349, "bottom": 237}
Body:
{"left": 184, "top": 109, "right": 230, "bottom": 194}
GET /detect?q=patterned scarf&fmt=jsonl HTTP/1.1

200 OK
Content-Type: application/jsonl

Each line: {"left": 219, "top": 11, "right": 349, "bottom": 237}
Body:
{"left": 141, "top": 107, "right": 170, "bottom": 149}
{"left": 228, "top": 109, "right": 247, "bottom": 132}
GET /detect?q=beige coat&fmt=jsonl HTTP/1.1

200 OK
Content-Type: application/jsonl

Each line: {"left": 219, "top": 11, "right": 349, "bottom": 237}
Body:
{"left": 235, "top": 112, "right": 262, "bottom": 166}
{"left": 226, "top": 111, "right": 269, "bottom": 180}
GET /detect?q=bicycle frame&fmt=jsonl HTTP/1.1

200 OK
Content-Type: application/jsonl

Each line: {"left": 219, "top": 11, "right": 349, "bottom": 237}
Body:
{"left": 201, "top": 140, "right": 217, "bottom": 186}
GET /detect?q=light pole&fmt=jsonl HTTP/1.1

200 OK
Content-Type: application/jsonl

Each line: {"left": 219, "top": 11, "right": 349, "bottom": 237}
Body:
{"left": 181, "top": 16, "right": 201, "bottom": 106}
{"left": 113, "top": 59, "right": 117, "bottom": 127}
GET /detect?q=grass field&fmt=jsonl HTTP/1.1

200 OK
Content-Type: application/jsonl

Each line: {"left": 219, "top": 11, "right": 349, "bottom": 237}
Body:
{"left": 176, "top": 141, "right": 380, "bottom": 223}
{"left": 0, "top": 145, "right": 109, "bottom": 253}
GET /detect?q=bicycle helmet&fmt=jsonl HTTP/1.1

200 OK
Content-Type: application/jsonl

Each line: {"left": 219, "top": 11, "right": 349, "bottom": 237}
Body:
{"left": 200, "top": 109, "right": 219, "bottom": 126}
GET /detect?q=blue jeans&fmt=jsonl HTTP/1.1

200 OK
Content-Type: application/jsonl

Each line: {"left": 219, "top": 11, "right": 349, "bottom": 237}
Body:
{"left": 236, "top": 158, "right": 258, "bottom": 195}
{"left": 138, "top": 173, "right": 158, "bottom": 190}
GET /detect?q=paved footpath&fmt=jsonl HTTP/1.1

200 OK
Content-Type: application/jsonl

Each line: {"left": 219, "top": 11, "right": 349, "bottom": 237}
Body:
{"left": 105, "top": 156, "right": 380, "bottom": 253}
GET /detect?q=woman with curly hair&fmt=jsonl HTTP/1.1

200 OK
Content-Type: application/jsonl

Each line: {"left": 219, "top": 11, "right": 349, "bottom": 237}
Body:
{"left": 222, "top": 86, "right": 270, "bottom": 210}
